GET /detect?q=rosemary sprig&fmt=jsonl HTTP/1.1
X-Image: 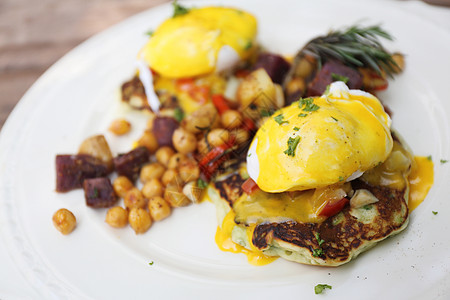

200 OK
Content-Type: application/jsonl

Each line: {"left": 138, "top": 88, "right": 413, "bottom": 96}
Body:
{"left": 302, "top": 25, "right": 399, "bottom": 77}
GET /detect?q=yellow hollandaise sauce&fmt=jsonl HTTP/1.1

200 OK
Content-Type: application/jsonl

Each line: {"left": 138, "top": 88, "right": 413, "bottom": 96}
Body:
{"left": 248, "top": 86, "right": 393, "bottom": 193}
{"left": 408, "top": 156, "right": 434, "bottom": 211}
{"left": 215, "top": 210, "right": 277, "bottom": 266}
{"left": 140, "top": 6, "right": 257, "bottom": 78}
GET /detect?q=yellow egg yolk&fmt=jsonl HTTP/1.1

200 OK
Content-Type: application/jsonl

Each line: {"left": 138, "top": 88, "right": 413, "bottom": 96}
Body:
{"left": 140, "top": 6, "right": 257, "bottom": 78}
{"left": 248, "top": 83, "right": 393, "bottom": 193}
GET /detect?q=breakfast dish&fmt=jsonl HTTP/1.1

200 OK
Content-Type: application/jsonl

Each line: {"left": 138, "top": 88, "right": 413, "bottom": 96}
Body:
{"left": 0, "top": 1, "right": 449, "bottom": 299}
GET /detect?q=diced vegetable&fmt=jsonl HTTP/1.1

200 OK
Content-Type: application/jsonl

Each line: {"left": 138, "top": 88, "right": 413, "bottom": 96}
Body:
{"left": 242, "top": 178, "right": 259, "bottom": 195}
{"left": 78, "top": 135, "right": 114, "bottom": 171}
{"left": 114, "top": 147, "right": 150, "bottom": 182}
{"left": 152, "top": 116, "right": 179, "bottom": 147}
{"left": 318, "top": 197, "right": 349, "bottom": 218}
{"left": 83, "top": 177, "right": 117, "bottom": 208}
{"left": 350, "top": 189, "right": 379, "bottom": 209}
{"left": 55, "top": 154, "right": 110, "bottom": 192}
{"left": 252, "top": 52, "right": 291, "bottom": 84}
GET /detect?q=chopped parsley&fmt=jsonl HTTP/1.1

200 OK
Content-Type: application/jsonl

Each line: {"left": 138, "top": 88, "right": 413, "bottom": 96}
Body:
{"left": 260, "top": 109, "right": 273, "bottom": 117}
{"left": 284, "top": 136, "right": 301, "bottom": 157}
{"left": 299, "top": 97, "right": 320, "bottom": 112}
{"left": 298, "top": 113, "right": 308, "bottom": 117}
{"left": 338, "top": 176, "right": 344, "bottom": 182}
{"left": 363, "top": 205, "right": 372, "bottom": 210}
{"left": 331, "top": 116, "right": 338, "bottom": 121}
{"left": 145, "top": 30, "right": 154, "bottom": 36}
{"left": 197, "top": 178, "right": 208, "bottom": 189}
{"left": 312, "top": 248, "right": 324, "bottom": 257}
{"left": 427, "top": 155, "right": 432, "bottom": 161}
{"left": 312, "top": 233, "right": 325, "bottom": 257}
{"left": 248, "top": 153, "right": 252, "bottom": 157}
{"left": 432, "top": 211, "right": 438, "bottom": 215}
{"left": 174, "top": 107, "right": 185, "bottom": 122}
{"left": 148, "top": 261, "right": 154, "bottom": 266}
{"left": 92, "top": 187, "right": 99, "bottom": 198}
{"left": 331, "top": 73, "right": 349, "bottom": 83}
{"left": 172, "top": 0, "right": 190, "bottom": 17}
{"left": 274, "top": 114, "right": 289, "bottom": 125}
{"left": 440, "top": 159, "right": 448, "bottom": 164}
{"left": 315, "top": 232, "right": 324, "bottom": 246}
{"left": 314, "top": 284, "right": 332, "bottom": 295}
{"left": 293, "top": 127, "right": 300, "bottom": 131}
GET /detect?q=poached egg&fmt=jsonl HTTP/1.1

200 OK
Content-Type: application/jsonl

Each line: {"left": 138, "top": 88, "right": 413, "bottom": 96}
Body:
{"left": 247, "top": 81, "right": 393, "bottom": 193}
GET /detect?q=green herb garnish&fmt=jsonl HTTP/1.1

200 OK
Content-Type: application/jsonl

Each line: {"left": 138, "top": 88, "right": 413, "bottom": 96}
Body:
{"left": 298, "top": 113, "right": 308, "bottom": 117}
{"left": 338, "top": 176, "right": 344, "bottom": 182}
{"left": 432, "top": 211, "right": 438, "bottom": 215}
{"left": 284, "top": 136, "right": 301, "bottom": 157}
{"left": 274, "top": 114, "right": 289, "bottom": 125}
{"left": 315, "top": 232, "right": 324, "bottom": 246}
{"left": 440, "top": 159, "right": 448, "bottom": 164}
{"left": 331, "top": 73, "right": 349, "bottom": 83}
{"left": 174, "top": 107, "right": 185, "bottom": 122}
{"left": 299, "top": 97, "right": 320, "bottom": 112}
{"left": 312, "top": 248, "right": 324, "bottom": 257}
{"left": 92, "top": 187, "right": 99, "bottom": 198}
{"left": 427, "top": 155, "right": 433, "bottom": 161}
{"left": 363, "top": 205, "right": 372, "bottom": 210}
{"left": 149, "top": 261, "right": 154, "bottom": 265}
{"left": 197, "top": 178, "right": 208, "bottom": 189}
{"left": 331, "top": 116, "right": 338, "bottom": 121}
{"left": 260, "top": 109, "right": 273, "bottom": 117}
{"left": 293, "top": 127, "right": 300, "bottom": 131}
{"left": 302, "top": 25, "right": 399, "bottom": 77}
{"left": 314, "top": 284, "right": 332, "bottom": 295}
{"left": 172, "top": 0, "right": 190, "bottom": 17}
{"left": 145, "top": 30, "right": 154, "bottom": 37}
{"left": 312, "top": 233, "right": 325, "bottom": 257}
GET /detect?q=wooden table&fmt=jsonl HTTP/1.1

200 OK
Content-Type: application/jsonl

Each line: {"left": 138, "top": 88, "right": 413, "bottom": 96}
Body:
{"left": 0, "top": 0, "right": 170, "bottom": 130}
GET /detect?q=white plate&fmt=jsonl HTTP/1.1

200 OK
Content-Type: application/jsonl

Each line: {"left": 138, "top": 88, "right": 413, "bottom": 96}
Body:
{"left": 1, "top": 0, "right": 450, "bottom": 299}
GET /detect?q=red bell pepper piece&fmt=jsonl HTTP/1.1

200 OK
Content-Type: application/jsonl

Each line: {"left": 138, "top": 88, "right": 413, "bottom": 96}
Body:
{"left": 198, "top": 137, "right": 235, "bottom": 180}
{"left": 242, "top": 178, "right": 259, "bottom": 195}
{"left": 211, "top": 94, "right": 231, "bottom": 115}
{"left": 318, "top": 197, "right": 349, "bottom": 218}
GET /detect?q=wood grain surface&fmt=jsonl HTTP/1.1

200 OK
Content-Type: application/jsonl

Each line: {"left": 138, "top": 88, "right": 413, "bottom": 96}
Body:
{"left": 0, "top": 0, "right": 170, "bottom": 129}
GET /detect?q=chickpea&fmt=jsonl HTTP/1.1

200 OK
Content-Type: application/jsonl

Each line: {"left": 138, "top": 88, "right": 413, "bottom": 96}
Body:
{"left": 172, "top": 128, "right": 197, "bottom": 154}
{"left": 105, "top": 206, "right": 128, "bottom": 228}
{"left": 207, "top": 128, "right": 230, "bottom": 147}
{"left": 140, "top": 162, "right": 166, "bottom": 183}
{"left": 155, "top": 146, "right": 175, "bottom": 167}
{"left": 179, "top": 158, "right": 200, "bottom": 182}
{"left": 164, "top": 182, "right": 191, "bottom": 207}
{"left": 148, "top": 196, "right": 171, "bottom": 221}
{"left": 234, "top": 128, "right": 250, "bottom": 146}
{"left": 221, "top": 110, "right": 242, "bottom": 129}
{"left": 52, "top": 208, "right": 76, "bottom": 235}
{"left": 124, "top": 187, "right": 147, "bottom": 209}
{"left": 197, "top": 137, "right": 209, "bottom": 156}
{"left": 109, "top": 119, "right": 131, "bottom": 135}
{"left": 142, "top": 178, "right": 164, "bottom": 198}
{"left": 138, "top": 131, "right": 159, "bottom": 153}
{"left": 113, "top": 176, "right": 134, "bottom": 199}
{"left": 161, "top": 169, "right": 180, "bottom": 186}
{"left": 128, "top": 208, "right": 152, "bottom": 234}
{"left": 167, "top": 153, "right": 187, "bottom": 169}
